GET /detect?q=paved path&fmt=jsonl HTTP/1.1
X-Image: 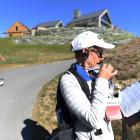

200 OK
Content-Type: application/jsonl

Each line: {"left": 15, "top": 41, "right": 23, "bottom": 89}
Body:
{"left": 0, "top": 59, "right": 75, "bottom": 140}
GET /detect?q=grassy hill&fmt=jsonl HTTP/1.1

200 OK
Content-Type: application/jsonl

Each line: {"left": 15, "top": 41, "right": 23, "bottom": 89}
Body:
{"left": 32, "top": 38, "right": 140, "bottom": 140}
{"left": 0, "top": 38, "right": 74, "bottom": 70}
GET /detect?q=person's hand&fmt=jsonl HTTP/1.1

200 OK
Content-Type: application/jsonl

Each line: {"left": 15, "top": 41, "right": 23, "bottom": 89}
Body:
{"left": 97, "top": 64, "right": 117, "bottom": 80}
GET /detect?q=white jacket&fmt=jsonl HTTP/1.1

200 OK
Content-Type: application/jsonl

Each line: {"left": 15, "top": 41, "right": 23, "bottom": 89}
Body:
{"left": 59, "top": 70, "right": 114, "bottom": 140}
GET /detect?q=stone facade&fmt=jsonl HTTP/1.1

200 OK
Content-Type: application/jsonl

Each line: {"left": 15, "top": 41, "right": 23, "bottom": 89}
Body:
{"left": 13, "top": 27, "right": 135, "bottom": 45}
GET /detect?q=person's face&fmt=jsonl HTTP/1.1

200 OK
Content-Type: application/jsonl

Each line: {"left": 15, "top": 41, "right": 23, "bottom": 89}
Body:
{"left": 86, "top": 46, "right": 104, "bottom": 68}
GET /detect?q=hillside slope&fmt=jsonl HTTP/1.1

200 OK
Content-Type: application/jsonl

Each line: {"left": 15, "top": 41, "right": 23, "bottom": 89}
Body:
{"left": 105, "top": 38, "right": 140, "bottom": 139}
{"left": 105, "top": 38, "right": 140, "bottom": 88}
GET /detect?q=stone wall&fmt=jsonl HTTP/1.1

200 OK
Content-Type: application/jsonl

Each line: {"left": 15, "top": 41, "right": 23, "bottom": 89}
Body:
{"left": 13, "top": 27, "right": 136, "bottom": 45}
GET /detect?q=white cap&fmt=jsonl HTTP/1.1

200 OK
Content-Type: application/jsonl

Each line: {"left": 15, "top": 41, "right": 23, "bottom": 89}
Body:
{"left": 71, "top": 31, "right": 115, "bottom": 51}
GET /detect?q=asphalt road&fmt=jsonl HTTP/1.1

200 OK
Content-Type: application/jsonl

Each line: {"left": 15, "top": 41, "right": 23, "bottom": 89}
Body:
{"left": 0, "top": 59, "right": 75, "bottom": 140}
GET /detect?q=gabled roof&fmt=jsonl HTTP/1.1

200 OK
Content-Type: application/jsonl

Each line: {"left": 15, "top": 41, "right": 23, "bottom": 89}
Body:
{"left": 7, "top": 21, "right": 30, "bottom": 31}
{"left": 69, "top": 9, "right": 107, "bottom": 23}
{"left": 32, "top": 20, "right": 63, "bottom": 29}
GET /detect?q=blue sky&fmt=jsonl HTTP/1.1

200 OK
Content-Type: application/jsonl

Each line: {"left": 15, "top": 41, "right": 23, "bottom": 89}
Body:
{"left": 0, "top": 0, "right": 140, "bottom": 37}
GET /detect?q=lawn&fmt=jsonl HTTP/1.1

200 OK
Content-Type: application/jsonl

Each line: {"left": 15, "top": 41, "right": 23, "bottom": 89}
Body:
{"left": 0, "top": 38, "right": 74, "bottom": 65}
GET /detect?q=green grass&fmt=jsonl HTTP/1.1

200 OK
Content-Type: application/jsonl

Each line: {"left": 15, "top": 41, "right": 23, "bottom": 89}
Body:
{"left": 0, "top": 37, "right": 74, "bottom": 65}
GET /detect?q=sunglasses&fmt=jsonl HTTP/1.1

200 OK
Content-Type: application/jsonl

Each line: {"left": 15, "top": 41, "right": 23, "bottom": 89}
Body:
{"left": 90, "top": 48, "right": 103, "bottom": 58}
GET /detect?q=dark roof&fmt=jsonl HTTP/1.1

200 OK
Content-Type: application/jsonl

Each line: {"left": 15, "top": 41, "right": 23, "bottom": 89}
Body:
{"left": 32, "top": 20, "right": 62, "bottom": 29}
{"left": 69, "top": 9, "right": 107, "bottom": 23}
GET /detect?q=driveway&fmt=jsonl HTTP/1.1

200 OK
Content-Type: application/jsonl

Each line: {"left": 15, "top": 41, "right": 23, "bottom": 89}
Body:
{"left": 0, "top": 59, "right": 75, "bottom": 140}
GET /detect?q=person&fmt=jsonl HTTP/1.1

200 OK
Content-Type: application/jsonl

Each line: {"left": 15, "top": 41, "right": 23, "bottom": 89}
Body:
{"left": 58, "top": 31, "right": 117, "bottom": 140}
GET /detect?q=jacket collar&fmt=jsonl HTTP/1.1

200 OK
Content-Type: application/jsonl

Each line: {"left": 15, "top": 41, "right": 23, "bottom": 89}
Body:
{"left": 73, "top": 64, "right": 91, "bottom": 81}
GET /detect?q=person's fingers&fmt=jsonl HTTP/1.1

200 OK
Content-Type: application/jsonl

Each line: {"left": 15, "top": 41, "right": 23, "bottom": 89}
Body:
{"left": 102, "top": 63, "right": 107, "bottom": 68}
{"left": 108, "top": 64, "right": 113, "bottom": 71}
{"left": 105, "top": 64, "right": 114, "bottom": 73}
{"left": 98, "top": 64, "right": 117, "bottom": 80}
{"left": 111, "top": 70, "right": 118, "bottom": 76}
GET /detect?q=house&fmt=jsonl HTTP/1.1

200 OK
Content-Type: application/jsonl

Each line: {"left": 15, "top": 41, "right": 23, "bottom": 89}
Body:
{"left": 31, "top": 20, "right": 63, "bottom": 36}
{"left": 67, "top": 9, "right": 113, "bottom": 28}
{"left": 5, "top": 21, "right": 31, "bottom": 37}
{"left": 32, "top": 20, "right": 63, "bottom": 31}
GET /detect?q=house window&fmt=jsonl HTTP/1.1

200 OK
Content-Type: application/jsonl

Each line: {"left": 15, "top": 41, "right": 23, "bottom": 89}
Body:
{"left": 102, "top": 14, "right": 110, "bottom": 23}
{"left": 16, "top": 26, "right": 19, "bottom": 31}
{"left": 59, "top": 23, "right": 63, "bottom": 27}
{"left": 101, "top": 21, "right": 110, "bottom": 28}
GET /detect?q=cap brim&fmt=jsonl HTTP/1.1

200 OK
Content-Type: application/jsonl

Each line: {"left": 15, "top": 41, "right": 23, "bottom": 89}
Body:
{"left": 95, "top": 41, "right": 115, "bottom": 49}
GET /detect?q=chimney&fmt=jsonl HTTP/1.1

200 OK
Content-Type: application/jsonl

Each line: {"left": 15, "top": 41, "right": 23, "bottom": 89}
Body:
{"left": 73, "top": 9, "right": 81, "bottom": 19}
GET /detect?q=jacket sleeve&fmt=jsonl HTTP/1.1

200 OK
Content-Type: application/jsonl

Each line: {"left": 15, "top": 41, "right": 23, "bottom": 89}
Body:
{"left": 60, "top": 72, "right": 110, "bottom": 130}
